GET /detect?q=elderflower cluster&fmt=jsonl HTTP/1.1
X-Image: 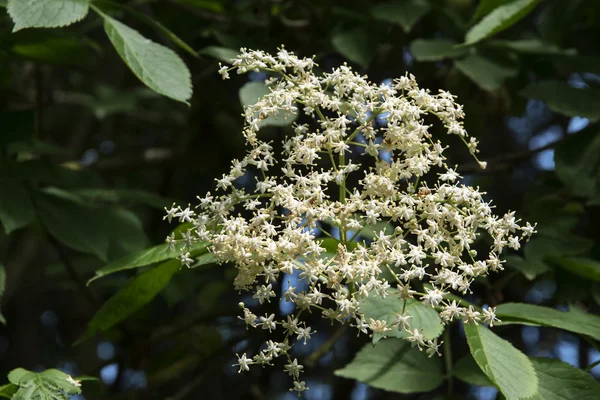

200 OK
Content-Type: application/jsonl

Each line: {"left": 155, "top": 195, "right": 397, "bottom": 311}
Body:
{"left": 167, "top": 47, "right": 535, "bottom": 392}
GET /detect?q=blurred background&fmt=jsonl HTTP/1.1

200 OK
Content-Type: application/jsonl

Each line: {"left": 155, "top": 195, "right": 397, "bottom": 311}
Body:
{"left": 1, "top": 0, "right": 600, "bottom": 399}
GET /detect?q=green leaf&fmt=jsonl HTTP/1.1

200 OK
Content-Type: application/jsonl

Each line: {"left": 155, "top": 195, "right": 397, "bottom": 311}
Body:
{"left": 548, "top": 257, "right": 600, "bottom": 282}
{"left": 99, "top": 12, "right": 192, "bottom": 104}
{"left": 531, "top": 357, "right": 600, "bottom": 400}
{"left": 7, "top": 0, "right": 89, "bottom": 31}
{"left": 10, "top": 35, "right": 96, "bottom": 65}
{"left": 554, "top": 129, "right": 600, "bottom": 197}
{"left": 504, "top": 255, "right": 549, "bottom": 281}
{"left": 454, "top": 54, "right": 518, "bottom": 91}
{"left": 101, "top": 207, "right": 148, "bottom": 259}
{"left": 79, "top": 259, "right": 180, "bottom": 342}
{"left": 0, "top": 384, "right": 17, "bottom": 398}
{"left": 88, "top": 240, "right": 208, "bottom": 284}
{"left": 34, "top": 190, "right": 110, "bottom": 261}
{"left": 371, "top": 0, "right": 431, "bottom": 33}
{"left": 454, "top": 355, "right": 494, "bottom": 386}
{"left": 70, "top": 188, "right": 172, "bottom": 209}
{"left": 521, "top": 82, "right": 600, "bottom": 121}
{"left": 471, "top": 0, "right": 513, "bottom": 23}
{"left": 199, "top": 46, "right": 239, "bottom": 63}
{"left": 8, "top": 368, "right": 82, "bottom": 400}
{"left": 361, "top": 293, "right": 443, "bottom": 344}
{"left": 465, "top": 0, "right": 539, "bottom": 45}
{"left": 334, "top": 339, "right": 444, "bottom": 393}
{"left": 495, "top": 303, "right": 600, "bottom": 341}
{"left": 0, "top": 178, "right": 35, "bottom": 234}
{"left": 464, "top": 323, "right": 538, "bottom": 399}
{"left": 331, "top": 27, "right": 374, "bottom": 68}
{"left": 488, "top": 39, "right": 576, "bottom": 56}
{"left": 524, "top": 234, "right": 593, "bottom": 262}
{"left": 239, "top": 81, "right": 297, "bottom": 127}
{"left": 190, "top": 252, "right": 217, "bottom": 269}
{"left": 410, "top": 39, "right": 467, "bottom": 62}
{"left": 592, "top": 283, "right": 600, "bottom": 307}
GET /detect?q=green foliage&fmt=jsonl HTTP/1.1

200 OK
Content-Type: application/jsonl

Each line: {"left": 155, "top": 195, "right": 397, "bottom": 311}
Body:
{"left": 0, "top": 178, "right": 35, "bottom": 234}
{"left": 521, "top": 82, "right": 600, "bottom": 121}
{"left": 531, "top": 357, "right": 600, "bottom": 400}
{"left": 371, "top": 0, "right": 431, "bottom": 33}
{"left": 79, "top": 260, "right": 180, "bottom": 342}
{"left": 453, "top": 355, "right": 493, "bottom": 386}
{"left": 496, "top": 303, "right": 600, "bottom": 341}
{"left": 454, "top": 54, "right": 518, "bottom": 91}
{"left": 410, "top": 39, "right": 466, "bottom": 61}
{"left": 0, "top": 384, "right": 18, "bottom": 399}
{"left": 554, "top": 129, "right": 600, "bottom": 198}
{"left": 465, "top": 0, "right": 539, "bottom": 45}
{"left": 7, "top": 0, "right": 89, "bottom": 31}
{"left": 8, "top": 368, "right": 81, "bottom": 400}
{"left": 335, "top": 339, "right": 444, "bottom": 393}
{"left": 99, "top": 12, "right": 193, "bottom": 104}
{"left": 361, "top": 294, "right": 443, "bottom": 344}
{"left": 464, "top": 323, "right": 538, "bottom": 399}
{"left": 331, "top": 28, "right": 374, "bottom": 69}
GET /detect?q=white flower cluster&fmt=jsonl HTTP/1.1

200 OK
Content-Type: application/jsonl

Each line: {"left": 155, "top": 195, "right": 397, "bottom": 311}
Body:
{"left": 167, "top": 47, "right": 535, "bottom": 392}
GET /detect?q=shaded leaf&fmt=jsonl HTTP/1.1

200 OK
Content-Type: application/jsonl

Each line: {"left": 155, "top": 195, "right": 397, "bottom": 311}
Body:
{"left": 504, "top": 254, "right": 549, "bottom": 280}
{"left": 554, "top": 129, "right": 600, "bottom": 197}
{"left": 548, "top": 256, "right": 600, "bottom": 282}
{"left": 454, "top": 54, "right": 518, "bottom": 91}
{"left": 70, "top": 188, "right": 172, "bottom": 209}
{"left": 454, "top": 355, "right": 494, "bottom": 387}
{"left": 199, "top": 46, "right": 239, "bottom": 63}
{"left": 488, "top": 39, "right": 576, "bottom": 56}
{"left": 88, "top": 240, "right": 208, "bottom": 284}
{"left": 0, "top": 178, "right": 35, "bottom": 234}
{"left": 0, "top": 384, "right": 17, "bottom": 398}
{"left": 464, "top": 323, "right": 538, "bottom": 399}
{"left": 335, "top": 339, "right": 444, "bottom": 393}
{"left": 10, "top": 35, "right": 95, "bottom": 65}
{"left": 531, "top": 357, "right": 600, "bottom": 400}
{"left": 100, "top": 12, "right": 192, "bottom": 104}
{"left": 79, "top": 260, "right": 180, "bottom": 342}
{"left": 521, "top": 81, "right": 600, "bottom": 121}
{"left": 410, "top": 39, "right": 467, "bottom": 62}
{"left": 331, "top": 27, "right": 374, "bottom": 68}
{"left": 496, "top": 303, "right": 600, "bottom": 341}
{"left": 465, "top": 0, "right": 539, "bottom": 45}
{"left": 471, "top": 0, "right": 512, "bottom": 23}
{"left": 35, "top": 189, "right": 110, "bottom": 260}
{"left": 8, "top": 0, "right": 89, "bottom": 31}
{"left": 371, "top": 0, "right": 431, "bottom": 33}
{"left": 239, "top": 81, "right": 297, "bottom": 127}
{"left": 8, "top": 368, "right": 81, "bottom": 399}
{"left": 361, "top": 293, "right": 443, "bottom": 344}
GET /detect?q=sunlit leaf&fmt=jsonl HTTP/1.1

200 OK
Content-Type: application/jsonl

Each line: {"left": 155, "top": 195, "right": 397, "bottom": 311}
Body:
{"left": 8, "top": 368, "right": 81, "bottom": 400}
{"left": 335, "top": 339, "right": 444, "bottom": 393}
{"left": 239, "top": 81, "right": 297, "bottom": 127}
{"left": 532, "top": 357, "right": 600, "bottom": 400}
{"left": 7, "top": 0, "right": 89, "bottom": 31}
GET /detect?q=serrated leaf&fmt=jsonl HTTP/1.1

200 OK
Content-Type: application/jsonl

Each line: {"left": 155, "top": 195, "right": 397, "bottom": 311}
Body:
{"left": 495, "top": 303, "right": 600, "bottom": 341}
{"left": 454, "top": 54, "right": 518, "bottom": 91}
{"left": 0, "top": 178, "right": 36, "bottom": 234}
{"left": 548, "top": 256, "right": 600, "bottom": 282}
{"left": 79, "top": 259, "right": 180, "bottom": 342}
{"left": 0, "top": 384, "right": 17, "bottom": 398}
{"left": 8, "top": 368, "right": 81, "bottom": 400}
{"left": 334, "top": 339, "right": 444, "bottom": 393}
{"left": 331, "top": 27, "right": 374, "bottom": 68}
{"left": 88, "top": 240, "right": 208, "bottom": 284}
{"left": 532, "top": 357, "right": 600, "bottom": 400}
{"left": 8, "top": 0, "right": 89, "bottom": 31}
{"left": 361, "top": 293, "right": 443, "bottom": 344}
{"left": 239, "top": 81, "right": 297, "bottom": 127}
{"left": 410, "top": 39, "right": 467, "bottom": 62}
{"left": 521, "top": 81, "right": 600, "bottom": 121}
{"left": 465, "top": 0, "right": 539, "bottom": 45}
{"left": 199, "top": 46, "right": 239, "bottom": 63}
{"left": 371, "top": 0, "right": 431, "bottom": 33}
{"left": 464, "top": 323, "right": 538, "bottom": 399}
{"left": 100, "top": 13, "right": 192, "bottom": 104}
{"left": 554, "top": 129, "right": 600, "bottom": 198}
